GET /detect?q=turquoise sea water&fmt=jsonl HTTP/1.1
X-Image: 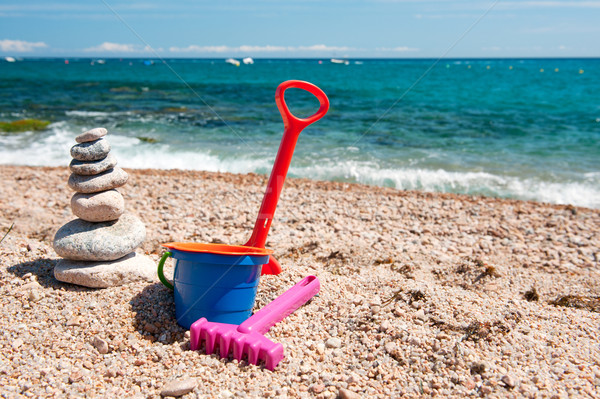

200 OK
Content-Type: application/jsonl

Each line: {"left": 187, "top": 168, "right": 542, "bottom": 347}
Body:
{"left": 1, "top": 58, "right": 599, "bottom": 208}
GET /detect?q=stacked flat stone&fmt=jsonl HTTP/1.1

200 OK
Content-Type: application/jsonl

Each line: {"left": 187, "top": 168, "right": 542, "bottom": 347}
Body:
{"left": 52, "top": 128, "right": 155, "bottom": 288}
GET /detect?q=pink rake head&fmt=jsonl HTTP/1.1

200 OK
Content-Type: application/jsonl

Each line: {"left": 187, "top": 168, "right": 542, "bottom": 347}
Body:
{"left": 190, "top": 275, "right": 320, "bottom": 370}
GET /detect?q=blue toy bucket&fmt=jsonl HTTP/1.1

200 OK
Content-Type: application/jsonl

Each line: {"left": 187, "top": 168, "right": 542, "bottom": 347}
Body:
{"left": 157, "top": 242, "right": 272, "bottom": 329}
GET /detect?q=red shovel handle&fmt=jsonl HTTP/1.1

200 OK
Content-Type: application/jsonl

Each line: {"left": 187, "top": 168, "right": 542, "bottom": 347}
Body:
{"left": 245, "top": 81, "right": 329, "bottom": 275}
{"left": 276, "top": 80, "right": 330, "bottom": 134}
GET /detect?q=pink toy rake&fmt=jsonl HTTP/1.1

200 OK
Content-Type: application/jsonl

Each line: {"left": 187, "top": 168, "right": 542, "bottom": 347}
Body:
{"left": 189, "top": 275, "right": 320, "bottom": 370}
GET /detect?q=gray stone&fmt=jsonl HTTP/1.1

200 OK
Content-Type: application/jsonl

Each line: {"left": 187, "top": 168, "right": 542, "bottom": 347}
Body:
{"left": 68, "top": 167, "right": 128, "bottom": 194}
{"left": 53, "top": 213, "right": 145, "bottom": 261}
{"left": 54, "top": 252, "right": 156, "bottom": 288}
{"left": 325, "top": 337, "right": 342, "bottom": 348}
{"left": 91, "top": 336, "right": 109, "bottom": 354}
{"left": 69, "top": 153, "right": 117, "bottom": 176}
{"left": 71, "top": 190, "right": 124, "bottom": 222}
{"left": 76, "top": 127, "right": 107, "bottom": 143}
{"left": 70, "top": 137, "right": 110, "bottom": 161}
{"left": 160, "top": 377, "right": 197, "bottom": 397}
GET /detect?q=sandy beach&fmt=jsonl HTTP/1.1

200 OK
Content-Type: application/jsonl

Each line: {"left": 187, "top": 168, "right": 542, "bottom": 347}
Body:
{"left": 0, "top": 164, "right": 598, "bottom": 398}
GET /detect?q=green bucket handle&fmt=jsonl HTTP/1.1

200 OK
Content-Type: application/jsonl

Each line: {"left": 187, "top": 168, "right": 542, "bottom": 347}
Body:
{"left": 157, "top": 251, "right": 174, "bottom": 290}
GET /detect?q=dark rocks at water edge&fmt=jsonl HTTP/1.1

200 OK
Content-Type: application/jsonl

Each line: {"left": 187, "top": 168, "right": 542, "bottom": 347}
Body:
{"left": 70, "top": 137, "right": 111, "bottom": 161}
{"left": 68, "top": 167, "right": 128, "bottom": 193}
{"left": 69, "top": 153, "right": 117, "bottom": 175}
{"left": 53, "top": 213, "right": 145, "bottom": 261}
{"left": 54, "top": 252, "right": 156, "bottom": 288}
{"left": 71, "top": 189, "right": 124, "bottom": 222}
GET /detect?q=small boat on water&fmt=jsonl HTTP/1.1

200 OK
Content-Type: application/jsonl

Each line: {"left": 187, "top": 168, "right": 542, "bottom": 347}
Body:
{"left": 225, "top": 58, "right": 241, "bottom": 66}
{"left": 243, "top": 57, "right": 254, "bottom": 65}
{"left": 4, "top": 56, "right": 16, "bottom": 63}
{"left": 330, "top": 58, "right": 350, "bottom": 65}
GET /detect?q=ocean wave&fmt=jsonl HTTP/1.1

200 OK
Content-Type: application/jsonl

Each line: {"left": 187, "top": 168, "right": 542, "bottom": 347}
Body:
{"left": 65, "top": 110, "right": 133, "bottom": 117}
{"left": 291, "top": 161, "right": 600, "bottom": 209}
{"left": 1, "top": 126, "right": 597, "bottom": 208}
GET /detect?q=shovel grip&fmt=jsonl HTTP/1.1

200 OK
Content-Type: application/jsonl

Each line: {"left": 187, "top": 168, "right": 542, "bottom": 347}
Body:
{"left": 246, "top": 81, "right": 329, "bottom": 251}
{"left": 238, "top": 275, "right": 320, "bottom": 335}
{"left": 275, "top": 80, "right": 330, "bottom": 133}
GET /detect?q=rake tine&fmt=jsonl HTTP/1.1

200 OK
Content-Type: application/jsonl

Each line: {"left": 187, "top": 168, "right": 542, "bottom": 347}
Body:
{"left": 232, "top": 335, "right": 246, "bottom": 361}
{"left": 265, "top": 344, "right": 284, "bottom": 371}
{"left": 218, "top": 329, "right": 234, "bottom": 358}
{"left": 189, "top": 318, "right": 207, "bottom": 351}
{"left": 247, "top": 341, "right": 261, "bottom": 365}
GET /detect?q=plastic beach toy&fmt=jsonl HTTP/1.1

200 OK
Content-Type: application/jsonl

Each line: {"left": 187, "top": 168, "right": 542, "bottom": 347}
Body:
{"left": 157, "top": 81, "right": 329, "bottom": 328}
{"left": 157, "top": 243, "right": 272, "bottom": 328}
{"left": 190, "top": 275, "right": 320, "bottom": 370}
{"left": 246, "top": 80, "right": 329, "bottom": 275}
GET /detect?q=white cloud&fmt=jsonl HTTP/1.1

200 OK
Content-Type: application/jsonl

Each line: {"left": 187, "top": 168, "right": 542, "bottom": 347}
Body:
{"left": 83, "top": 42, "right": 161, "bottom": 53}
{"left": 376, "top": 46, "right": 419, "bottom": 52}
{"left": 0, "top": 39, "right": 47, "bottom": 52}
{"left": 498, "top": 1, "right": 600, "bottom": 9}
{"left": 169, "top": 44, "right": 358, "bottom": 54}
{"left": 84, "top": 42, "right": 137, "bottom": 53}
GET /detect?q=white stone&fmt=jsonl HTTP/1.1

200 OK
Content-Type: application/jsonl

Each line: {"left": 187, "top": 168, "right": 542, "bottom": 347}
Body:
{"left": 71, "top": 190, "right": 124, "bottom": 222}
{"left": 68, "top": 167, "right": 128, "bottom": 194}
{"left": 160, "top": 377, "right": 197, "bottom": 397}
{"left": 69, "top": 154, "right": 117, "bottom": 176}
{"left": 76, "top": 127, "right": 107, "bottom": 143}
{"left": 54, "top": 252, "right": 156, "bottom": 288}
{"left": 70, "top": 137, "right": 110, "bottom": 161}
{"left": 53, "top": 213, "right": 145, "bottom": 261}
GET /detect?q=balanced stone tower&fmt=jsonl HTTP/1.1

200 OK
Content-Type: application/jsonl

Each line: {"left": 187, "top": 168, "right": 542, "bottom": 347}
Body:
{"left": 53, "top": 127, "right": 155, "bottom": 288}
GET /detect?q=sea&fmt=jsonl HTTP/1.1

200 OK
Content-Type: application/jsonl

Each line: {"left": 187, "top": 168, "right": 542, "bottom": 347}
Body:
{"left": 1, "top": 57, "right": 599, "bottom": 208}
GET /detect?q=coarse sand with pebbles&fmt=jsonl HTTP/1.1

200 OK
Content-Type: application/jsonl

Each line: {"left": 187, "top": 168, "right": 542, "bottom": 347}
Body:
{"left": 0, "top": 165, "right": 599, "bottom": 398}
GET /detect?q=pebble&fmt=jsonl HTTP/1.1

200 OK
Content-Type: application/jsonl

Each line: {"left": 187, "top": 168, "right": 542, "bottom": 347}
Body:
{"left": 339, "top": 388, "right": 361, "bottom": 399}
{"left": 66, "top": 316, "right": 82, "bottom": 326}
{"left": 68, "top": 167, "right": 128, "bottom": 194}
{"left": 92, "top": 336, "right": 109, "bottom": 354}
{"left": 75, "top": 127, "right": 107, "bottom": 143}
{"left": 384, "top": 342, "right": 397, "bottom": 354}
{"left": 53, "top": 213, "right": 145, "bottom": 261}
{"left": 316, "top": 342, "right": 325, "bottom": 354}
{"left": 28, "top": 289, "right": 44, "bottom": 302}
{"left": 70, "top": 138, "right": 111, "bottom": 161}
{"left": 160, "top": 377, "right": 197, "bottom": 397}
{"left": 69, "top": 153, "right": 117, "bottom": 176}
{"left": 54, "top": 252, "right": 156, "bottom": 288}
{"left": 325, "top": 337, "right": 342, "bottom": 348}
{"left": 71, "top": 189, "right": 125, "bottom": 222}
{"left": 501, "top": 374, "right": 516, "bottom": 388}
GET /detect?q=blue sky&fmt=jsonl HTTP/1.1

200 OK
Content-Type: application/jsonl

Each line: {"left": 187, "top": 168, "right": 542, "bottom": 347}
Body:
{"left": 1, "top": 1, "right": 599, "bottom": 58}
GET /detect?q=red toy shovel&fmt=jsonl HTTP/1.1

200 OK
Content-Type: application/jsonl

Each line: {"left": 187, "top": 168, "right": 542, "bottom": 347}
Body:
{"left": 245, "top": 80, "right": 329, "bottom": 275}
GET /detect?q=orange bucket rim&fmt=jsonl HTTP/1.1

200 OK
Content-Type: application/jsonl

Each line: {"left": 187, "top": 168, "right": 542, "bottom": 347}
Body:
{"left": 162, "top": 242, "right": 273, "bottom": 256}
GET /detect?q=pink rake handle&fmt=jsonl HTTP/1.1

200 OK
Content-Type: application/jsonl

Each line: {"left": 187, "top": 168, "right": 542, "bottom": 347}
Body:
{"left": 238, "top": 275, "right": 320, "bottom": 334}
{"left": 245, "top": 81, "right": 329, "bottom": 275}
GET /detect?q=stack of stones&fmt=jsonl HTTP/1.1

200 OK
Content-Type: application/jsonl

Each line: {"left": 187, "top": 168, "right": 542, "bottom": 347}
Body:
{"left": 53, "top": 128, "right": 155, "bottom": 288}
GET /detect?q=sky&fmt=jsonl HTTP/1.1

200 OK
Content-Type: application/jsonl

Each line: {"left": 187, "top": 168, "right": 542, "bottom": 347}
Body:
{"left": 0, "top": 0, "right": 599, "bottom": 59}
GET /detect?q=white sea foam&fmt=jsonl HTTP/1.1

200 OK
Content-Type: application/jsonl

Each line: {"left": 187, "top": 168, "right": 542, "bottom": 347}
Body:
{"left": 65, "top": 110, "right": 133, "bottom": 117}
{"left": 291, "top": 161, "right": 600, "bottom": 209}
{"left": 1, "top": 127, "right": 598, "bottom": 208}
